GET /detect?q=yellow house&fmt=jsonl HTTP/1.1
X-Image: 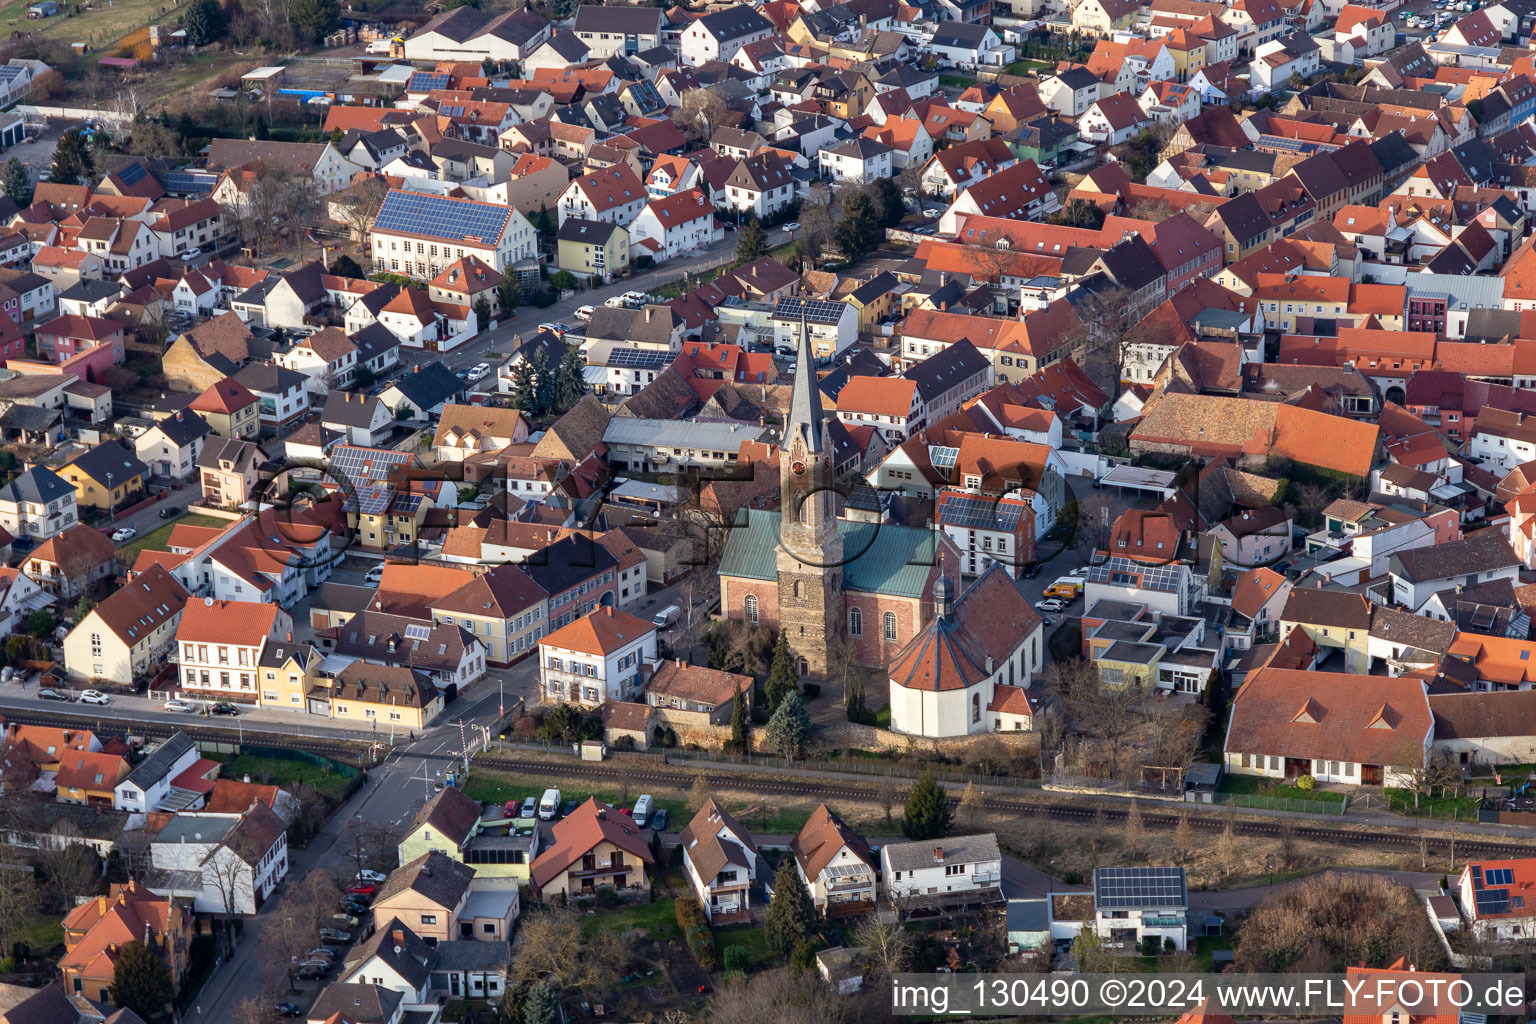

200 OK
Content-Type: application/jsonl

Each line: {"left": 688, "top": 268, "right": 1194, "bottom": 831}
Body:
{"left": 59, "top": 441, "right": 146, "bottom": 511}
{"left": 557, "top": 218, "right": 629, "bottom": 282}
{"left": 398, "top": 785, "right": 540, "bottom": 881}
{"left": 256, "top": 641, "right": 320, "bottom": 713}
{"left": 841, "top": 272, "right": 899, "bottom": 333}
{"left": 189, "top": 377, "right": 261, "bottom": 439}
{"left": 325, "top": 662, "right": 444, "bottom": 730}
{"left": 431, "top": 564, "right": 549, "bottom": 667}
{"left": 1072, "top": 0, "right": 1140, "bottom": 37}
{"left": 1164, "top": 27, "right": 1208, "bottom": 73}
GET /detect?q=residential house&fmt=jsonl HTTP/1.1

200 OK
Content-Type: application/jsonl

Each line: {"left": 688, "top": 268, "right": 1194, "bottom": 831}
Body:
{"left": 23, "top": 522, "right": 115, "bottom": 600}
{"left": 431, "top": 565, "right": 549, "bottom": 667}
{"left": 790, "top": 804, "right": 877, "bottom": 915}
{"left": 112, "top": 732, "right": 201, "bottom": 813}
{"left": 60, "top": 882, "right": 194, "bottom": 1004}
{"left": 188, "top": 378, "right": 260, "bottom": 440}
{"left": 58, "top": 442, "right": 145, "bottom": 512}
{"left": 681, "top": 799, "right": 762, "bottom": 923}
{"left": 556, "top": 218, "right": 630, "bottom": 282}
{"left": 134, "top": 410, "right": 210, "bottom": 481}
{"left": 174, "top": 598, "right": 290, "bottom": 704}
{"left": 880, "top": 833, "right": 1004, "bottom": 909}
{"left": 147, "top": 804, "right": 290, "bottom": 914}
{"left": 538, "top": 606, "right": 656, "bottom": 707}
{"left": 196, "top": 437, "right": 265, "bottom": 511}
{"left": 528, "top": 798, "right": 654, "bottom": 900}
{"left": 325, "top": 662, "right": 443, "bottom": 730}
{"left": 321, "top": 391, "right": 393, "bottom": 446}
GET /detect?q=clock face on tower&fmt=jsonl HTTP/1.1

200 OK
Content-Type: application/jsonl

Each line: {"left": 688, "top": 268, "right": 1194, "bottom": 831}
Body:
{"left": 791, "top": 461, "right": 806, "bottom": 475}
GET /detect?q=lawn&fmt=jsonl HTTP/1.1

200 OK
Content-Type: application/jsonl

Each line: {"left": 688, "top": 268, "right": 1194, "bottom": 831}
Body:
{"left": 1384, "top": 788, "right": 1480, "bottom": 821}
{"left": 939, "top": 73, "right": 978, "bottom": 88}
{"left": 1193, "top": 934, "right": 1234, "bottom": 972}
{"left": 716, "top": 923, "right": 776, "bottom": 967}
{"left": 579, "top": 895, "right": 678, "bottom": 941}
{"left": 1218, "top": 775, "right": 1346, "bottom": 808}
{"left": 1006, "top": 58, "right": 1053, "bottom": 74}
{"left": 0, "top": 0, "right": 160, "bottom": 46}
{"left": 116, "top": 513, "right": 226, "bottom": 562}
{"left": 15, "top": 912, "right": 62, "bottom": 955}
{"left": 219, "top": 753, "right": 352, "bottom": 801}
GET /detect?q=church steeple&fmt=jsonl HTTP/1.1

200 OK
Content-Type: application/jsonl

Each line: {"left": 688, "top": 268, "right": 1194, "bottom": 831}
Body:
{"left": 786, "top": 301, "right": 827, "bottom": 456}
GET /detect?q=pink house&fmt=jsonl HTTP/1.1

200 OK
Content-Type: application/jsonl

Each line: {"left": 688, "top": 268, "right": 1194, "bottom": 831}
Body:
{"left": 34, "top": 315, "right": 125, "bottom": 364}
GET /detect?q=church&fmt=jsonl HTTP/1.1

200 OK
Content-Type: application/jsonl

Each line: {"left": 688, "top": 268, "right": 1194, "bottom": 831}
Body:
{"left": 716, "top": 317, "right": 962, "bottom": 676}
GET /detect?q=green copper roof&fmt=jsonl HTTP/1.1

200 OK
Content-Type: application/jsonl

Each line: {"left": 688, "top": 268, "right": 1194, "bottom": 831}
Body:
{"left": 717, "top": 509, "right": 940, "bottom": 599}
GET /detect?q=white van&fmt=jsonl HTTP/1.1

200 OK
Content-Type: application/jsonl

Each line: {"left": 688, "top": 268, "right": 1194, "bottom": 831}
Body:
{"left": 632, "top": 794, "right": 653, "bottom": 828}
{"left": 652, "top": 604, "right": 681, "bottom": 628}
{"left": 538, "top": 788, "right": 561, "bottom": 820}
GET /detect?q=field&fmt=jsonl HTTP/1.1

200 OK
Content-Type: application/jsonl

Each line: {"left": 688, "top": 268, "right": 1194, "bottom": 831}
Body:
{"left": 219, "top": 753, "right": 352, "bottom": 800}
{"left": 0, "top": 0, "right": 177, "bottom": 47}
{"left": 116, "top": 513, "right": 226, "bottom": 561}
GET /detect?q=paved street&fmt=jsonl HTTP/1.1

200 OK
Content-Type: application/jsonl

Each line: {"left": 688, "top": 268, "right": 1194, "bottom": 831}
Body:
{"left": 398, "top": 238, "right": 740, "bottom": 376}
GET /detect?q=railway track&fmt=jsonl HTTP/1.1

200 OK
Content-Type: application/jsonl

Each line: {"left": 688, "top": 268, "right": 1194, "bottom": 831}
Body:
{"left": 477, "top": 755, "right": 1535, "bottom": 858}
{"left": 0, "top": 705, "right": 378, "bottom": 763}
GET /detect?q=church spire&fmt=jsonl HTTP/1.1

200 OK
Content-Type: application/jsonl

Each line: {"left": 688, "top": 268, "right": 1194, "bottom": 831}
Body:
{"left": 786, "top": 301, "right": 825, "bottom": 456}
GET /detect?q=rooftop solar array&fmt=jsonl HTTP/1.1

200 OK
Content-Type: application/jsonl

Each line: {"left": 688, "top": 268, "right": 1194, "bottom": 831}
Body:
{"left": 772, "top": 297, "right": 847, "bottom": 325}
{"left": 938, "top": 494, "right": 1021, "bottom": 532}
{"left": 0, "top": 65, "right": 26, "bottom": 83}
{"left": 1087, "top": 556, "right": 1184, "bottom": 593}
{"left": 404, "top": 623, "right": 432, "bottom": 640}
{"left": 164, "top": 171, "right": 219, "bottom": 196}
{"left": 1470, "top": 865, "right": 1513, "bottom": 916}
{"left": 116, "top": 162, "right": 148, "bottom": 185}
{"left": 330, "top": 444, "right": 412, "bottom": 488}
{"left": 606, "top": 348, "right": 672, "bottom": 369}
{"left": 374, "top": 190, "right": 512, "bottom": 246}
{"left": 1094, "top": 867, "right": 1187, "bottom": 910}
{"left": 409, "top": 71, "right": 451, "bottom": 91}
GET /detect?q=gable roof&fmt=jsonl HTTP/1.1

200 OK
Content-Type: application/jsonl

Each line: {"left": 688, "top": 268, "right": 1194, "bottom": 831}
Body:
{"left": 530, "top": 797, "right": 654, "bottom": 888}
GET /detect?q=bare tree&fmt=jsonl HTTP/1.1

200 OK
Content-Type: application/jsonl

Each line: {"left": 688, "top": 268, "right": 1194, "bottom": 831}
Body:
{"left": 1123, "top": 800, "right": 1146, "bottom": 860}
{"left": 850, "top": 915, "right": 913, "bottom": 983}
{"left": 700, "top": 966, "right": 882, "bottom": 1024}
{"left": 1216, "top": 809, "right": 1241, "bottom": 881}
{"left": 877, "top": 772, "right": 897, "bottom": 826}
{"left": 671, "top": 88, "right": 732, "bottom": 142}
{"left": 233, "top": 996, "right": 276, "bottom": 1024}
{"left": 0, "top": 850, "right": 38, "bottom": 958}
{"left": 330, "top": 177, "right": 390, "bottom": 244}
{"left": 1173, "top": 811, "right": 1192, "bottom": 865}
{"left": 686, "top": 772, "right": 710, "bottom": 814}
{"left": 1064, "top": 284, "right": 1151, "bottom": 396}
{"left": 510, "top": 908, "right": 621, "bottom": 998}
{"left": 338, "top": 819, "right": 397, "bottom": 884}
{"left": 957, "top": 782, "right": 985, "bottom": 833}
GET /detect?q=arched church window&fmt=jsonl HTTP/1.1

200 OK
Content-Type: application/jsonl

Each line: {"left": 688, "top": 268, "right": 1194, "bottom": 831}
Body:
{"left": 883, "top": 611, "right": 897, "bottom": 642}
{"left": 972, "top": 693, "right": 981, "bottom": 724}
{"left": 796, "top": 497, "right": 808, "bottom": 524}
{"left": 794, "top": 580, "right": 803, "bottom": 598}
{"left": 744, "top": 594, "right": 758, "bottom": 626}
{"left": 849, "top": 607, "right": 862, "bottom": 637}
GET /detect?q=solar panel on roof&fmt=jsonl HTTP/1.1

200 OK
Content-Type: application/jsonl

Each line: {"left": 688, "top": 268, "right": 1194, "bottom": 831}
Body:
{"left": 774, "top": 298, "right": 846, "bottom": 325}
{"left": 1486, "top": 867, "right": 1514, "bottom": 885}
{"left": 404, "top": 623, "right": 432, "bottom": 640}
{"left": 1094, "top": 867, "right": 1187, "bottom": 910}
{"left": 164, "top": 171, "right": 217, "bottom": 196}
{"left": 116, "top": 162, "right": 148, "bottom": 186}
{"left": 1476, "top": 889, "right": 1511, "bottom": 915}
{"left": 374, "top": 190, "right": 511, "bottom": 246}
{"left": 0, "top": 65, "right": 25, "bottom": 82}
{"left": 939, "top": 494, "right": 1021, "bottom": 532}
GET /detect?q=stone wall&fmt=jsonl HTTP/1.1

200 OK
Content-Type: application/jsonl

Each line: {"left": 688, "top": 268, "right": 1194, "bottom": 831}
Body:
{"left": 811, "top": 721, "right": 1039, "bottom": 759}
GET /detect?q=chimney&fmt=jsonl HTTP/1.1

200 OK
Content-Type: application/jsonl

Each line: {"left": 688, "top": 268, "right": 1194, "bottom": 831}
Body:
{"left": 244, "top": 774, "right": 251, "bottom": 784}
{"left": 597, "top": 806, "right": 606, "bottom": 819}
{"left": 392, "top": 928, "right": 405, "bottom": 946}
{"left": 934, "top": 846, "right": 945, "bottom": 863}
{"left": 97, "top": 895, "right": 106, "bottom": 914}
{"left": 286, "top": 631, "right": 292, "bottom": 642}
{"left": 645, "top": 308, "right": 653, "bottom": 322}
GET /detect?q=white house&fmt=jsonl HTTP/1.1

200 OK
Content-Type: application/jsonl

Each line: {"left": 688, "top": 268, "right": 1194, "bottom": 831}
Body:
{"left": 723, "top": 152, "right": 797, "bottom": 220}
{"left": 537, "top": 606, "right": 657, "bottom": 707}
{"left": 681, "top": 799, "right": 762, "bottom": 923}
{"left": 1387, "top": 531, "right": 1521, "bottom": 613}
{"left": 147, "top": 806, "right": 289, "bottom": 915}
{"left": 680, "top": 5, "right": 773, "bottom": 65}
{"left": 929, "top": 22, "right": 1014, "bottom": 67}
{"left": 818, "top": 137, "right": 894, "bottom": 184}
{"left": 791, "top": 805, "right": 878, "bottom": 914}
{"left": 1457, "top": 858, "right": 1536, "bottom": 941}
{"left": 628, "top": 189, "right": 723, "bottom": 262}
{"left": 1039, "top": 67, "right": 1103, "bottom": 117}
{"left": 1048, "top": 868, "right": 1189, "bottom": 951}
{"left": 1079, "top": 92, "right": 1151, "bottom": 146}
{"left": 881, "top": 833, "right": 1003, "bottom": 907}
{"left": 0, "top": 466, "right": 78, "bottom": 542}
{"left": 174, "top": 598, "right": 290, "bottom": 704}
{"left": 370, "top": 190, "right": 536, "bottom": 279}
{"left": 558, "top": 165, "right": 648, "bottom": 227}
{"left": 770, "top": 297, "right": 857, "bottom": 358}
{"left": 888, "top": 570, "right": 1045, "bottom": 738}
{"left": 1251, "top": 32, "right": 1322, "bottom": 92}
{"left": 112, "top": 733, "right": 203, "bottom": 813}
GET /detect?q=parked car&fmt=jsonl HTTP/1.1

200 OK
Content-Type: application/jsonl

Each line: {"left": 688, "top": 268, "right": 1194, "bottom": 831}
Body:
{"left": 158, "top": 506, "right": 181, "bottom": 519}
{"left": 537, "top": 322, "right": 566, "bottom": 336}
{"left": 1066, "top": 566, "right": 1090, "bottom": 578}
{"left": 79, "top": 689, "right": 110, "bottom": 705}
{"left": 355, "top": 869, "right": 386, "bottom": 884}
{"left": 650, "top": 807, "right": 670, "bottom": 832}
{"left": 338, "top": 898, "right": 368, "bottom": 915}
{"left": 561, "top": 799, "right": 578, "bottom": 818}
{"left": 782, "top": 221, "right": 801, "bottom": 231}
{"left": 210, "top": 702, "right": 240, "bottom": 716}
{"left": 574, "top": 304, "right": 596, "bottom": 322}
{"left": 1035, "top": 598, "right": 1067, "bottom": 613}
{"left": 318, "top": 928, "right": 352, "bottom": 942}
{"left": 466, "top": 363, "right": 491, "bottom": 382}
{"left": 295, "top": 965, "right": 328, "bottom": 980}
{"left": 274, "top": 1003, "right": 302, "bottom": 1018}
{"left": 519, "top": 796, "right": 536, "bottom": 819}
{"left": 38, "top": 688, "right": 73, "bottom": 702}
{"left": 331, "top": 914, "right": 359, "bottom": 928}
{"left": 304, "top": 948, "right": 337, "bottom": 961}
{"left": 180, "top": 247, "right": 200, "bottom": 263}
{"left": 1023, "top": 563, "right": 1042, "bottom": 579}
{"left": 163, "top": 699, "right": 196, "bottom": 713}
{"left": 363, "top": 564, "right": 385, "bottom": 584}
{"left": 110, "top": 526, "right": 137, "bottom": 542}
{"left": 345, "top": 883, "right": 376, "bottom": 897}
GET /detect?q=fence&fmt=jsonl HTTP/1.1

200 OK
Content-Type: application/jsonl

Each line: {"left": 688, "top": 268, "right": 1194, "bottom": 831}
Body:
{"left": 241, "top": 742, "right": 363, "bottom": 779}
{"left": 1212, "top": 791, "right": 1348, "bottom": 815}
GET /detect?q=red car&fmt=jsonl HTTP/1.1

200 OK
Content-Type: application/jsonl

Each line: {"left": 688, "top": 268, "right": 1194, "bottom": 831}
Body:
{"left": 346, "top": 883, "right": 377, "bottom": 896}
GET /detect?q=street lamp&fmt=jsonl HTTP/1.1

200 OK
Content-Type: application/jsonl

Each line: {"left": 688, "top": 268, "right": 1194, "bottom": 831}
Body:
{"left": 1265, "top": 853, "right": 1276, "bottom": 886}
{"left": 106, "top": 471, "right": 114, "bottom": 525}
